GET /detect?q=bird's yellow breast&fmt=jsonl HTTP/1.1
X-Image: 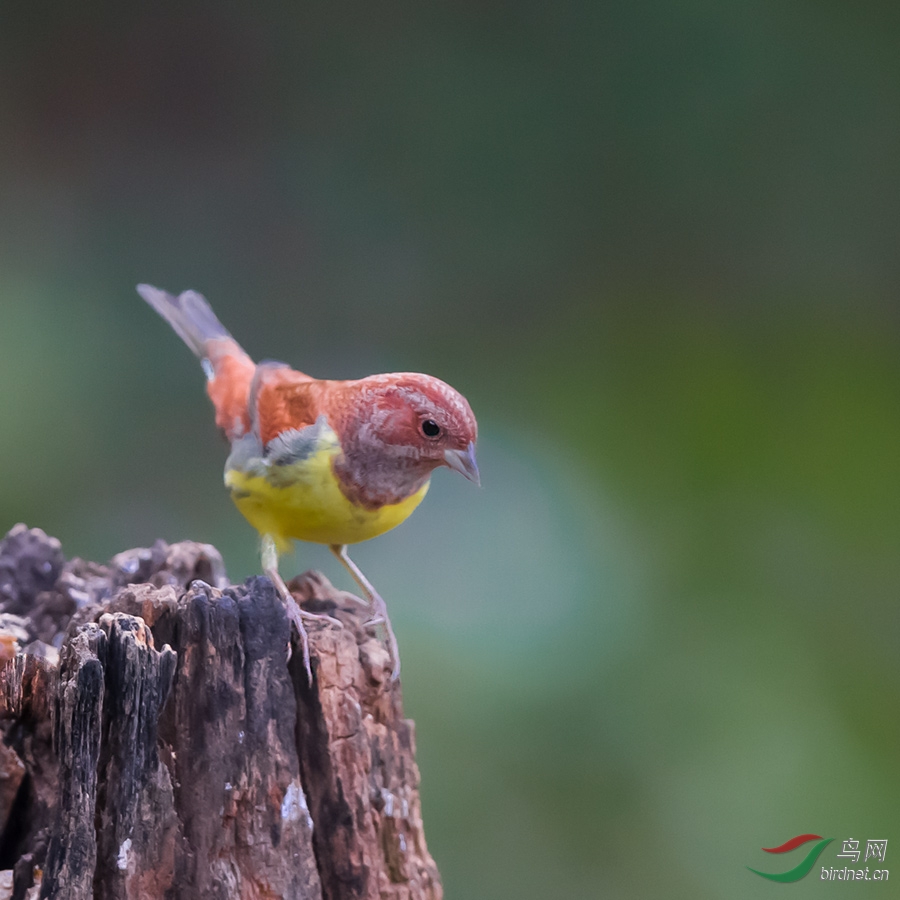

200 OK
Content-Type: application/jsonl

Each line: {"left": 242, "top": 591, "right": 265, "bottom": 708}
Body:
{"left": 225, "top": 441, "right": 429, "bottom": 552}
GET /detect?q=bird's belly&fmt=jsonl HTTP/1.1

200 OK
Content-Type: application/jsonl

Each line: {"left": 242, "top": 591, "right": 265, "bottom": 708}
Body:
{"left": 225, "top": 449, "right": 429, "bottom": 549}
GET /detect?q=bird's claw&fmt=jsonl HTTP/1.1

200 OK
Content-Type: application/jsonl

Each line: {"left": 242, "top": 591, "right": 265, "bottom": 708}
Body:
{"left": 299, "top": 609, "right": 344, "bottom": 629}
{"left": 284, "top": 615, "right": 312, "bottom": 684}
{"left": 266, "top": 569, "right": 324, "bottom": 684}
{"left": 361, "top": 613, "right": 399, "bottom": 681}
{"left": 336, "top": 590, "right": 370, "bottom": 609}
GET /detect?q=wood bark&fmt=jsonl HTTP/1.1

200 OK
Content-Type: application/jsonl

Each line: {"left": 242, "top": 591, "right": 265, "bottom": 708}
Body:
{"left": 0, "top": 525, "right": 442, "bottom": 900}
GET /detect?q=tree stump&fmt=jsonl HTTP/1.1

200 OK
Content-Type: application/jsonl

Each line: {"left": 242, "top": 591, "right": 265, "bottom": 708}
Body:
{"left": 0, "top": 525, "right": 442, "bottom": 900}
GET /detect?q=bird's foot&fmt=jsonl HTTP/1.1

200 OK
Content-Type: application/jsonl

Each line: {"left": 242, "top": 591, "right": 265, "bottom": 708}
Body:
{"left": 298, "top": 608, "right": 344, "bottom": 629}
{"left": 344, "top": 595, "right": 398, "bottom": 680}
{"left": 293, "top": 570, "right": 368, "bottom": 610}
{"left": 265, "top": 569, "right": 341, "bottom": 683}
{"left": 366, "top": 594, "right": 400, "bottom": 682}
{"left": 337, "top": 590, "right": 371, "bottom": 609}
{"left": 283, "top": 597, "right": 312, "bottom": 683}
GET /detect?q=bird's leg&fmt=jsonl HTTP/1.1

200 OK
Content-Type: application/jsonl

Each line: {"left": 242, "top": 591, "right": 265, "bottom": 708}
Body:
{"left": 330, "top": 544, "right": 400, "bottom": 680}
{"left": 261, "top": 534, "right": 341, "bottom": 683}
{"left": 262, "top": 534, "right": 311, "bottom": 680}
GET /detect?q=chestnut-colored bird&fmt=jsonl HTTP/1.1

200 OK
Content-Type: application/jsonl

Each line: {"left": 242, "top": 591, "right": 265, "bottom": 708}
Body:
{"left": 137, "top": 285, "right": 479, "bottom": 681}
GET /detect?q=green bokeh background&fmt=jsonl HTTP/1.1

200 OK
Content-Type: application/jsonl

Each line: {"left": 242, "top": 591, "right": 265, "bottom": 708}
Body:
{"left": 1, "top": 4, "right": 898, "bottom": 897}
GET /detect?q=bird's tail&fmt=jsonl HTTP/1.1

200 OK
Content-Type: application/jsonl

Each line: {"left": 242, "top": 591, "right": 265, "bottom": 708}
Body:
{"left": 137, "top": 284, "right": 256, "bottom": 440}
{"left": 137, "top": 284, "right": 236, "bottom": 359}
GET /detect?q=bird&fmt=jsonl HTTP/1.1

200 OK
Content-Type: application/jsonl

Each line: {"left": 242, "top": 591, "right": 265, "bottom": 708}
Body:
{"left": 137, "top": 284, "right": 479, "bottom": 682}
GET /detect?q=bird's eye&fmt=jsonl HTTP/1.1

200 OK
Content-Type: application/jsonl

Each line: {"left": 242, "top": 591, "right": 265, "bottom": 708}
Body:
{"left": 421, "top": 419, "right": 441, "bottom": 438}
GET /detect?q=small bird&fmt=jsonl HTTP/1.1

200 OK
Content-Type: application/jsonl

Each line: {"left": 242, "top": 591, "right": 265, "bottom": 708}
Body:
{"left": 137, "top": 285, "right": 479, "bottom": 681}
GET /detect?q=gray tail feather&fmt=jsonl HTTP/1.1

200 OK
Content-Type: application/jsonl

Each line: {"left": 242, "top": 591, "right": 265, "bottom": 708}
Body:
{"left": 137, "top": 284, "right": 234, "bottom": 358}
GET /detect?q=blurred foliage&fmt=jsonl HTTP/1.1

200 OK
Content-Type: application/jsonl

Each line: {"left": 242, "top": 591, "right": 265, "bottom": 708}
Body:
{"left": 1, "top": 3, "right": 899, "bottom": 898}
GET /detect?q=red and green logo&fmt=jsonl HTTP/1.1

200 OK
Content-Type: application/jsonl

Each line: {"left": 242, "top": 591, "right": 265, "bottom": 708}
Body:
{"left": 747, "top": 834, "right": 834, "bottom": 882}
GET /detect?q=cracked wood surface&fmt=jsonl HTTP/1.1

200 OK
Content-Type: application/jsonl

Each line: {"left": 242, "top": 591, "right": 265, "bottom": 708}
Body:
{"left": 0, "top": 525, "right": 442, "bottom": 900}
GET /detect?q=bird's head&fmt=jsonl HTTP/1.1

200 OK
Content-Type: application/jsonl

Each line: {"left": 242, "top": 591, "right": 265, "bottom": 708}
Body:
{"left": 336, "top": 373, "right": 479, "bottom": 495}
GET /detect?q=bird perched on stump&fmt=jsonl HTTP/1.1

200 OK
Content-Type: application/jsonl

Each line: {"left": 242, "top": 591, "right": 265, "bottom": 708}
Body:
{"left": 137, "top": 285, "right": 479, "bottom": 681}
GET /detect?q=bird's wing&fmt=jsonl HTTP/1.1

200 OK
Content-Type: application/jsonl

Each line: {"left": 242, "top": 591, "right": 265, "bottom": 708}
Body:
{"left": 225, "top": 369, "right": 339, "bottom": 489}
{"left": 251, "top": 364, "right": 323, "bottom": 447}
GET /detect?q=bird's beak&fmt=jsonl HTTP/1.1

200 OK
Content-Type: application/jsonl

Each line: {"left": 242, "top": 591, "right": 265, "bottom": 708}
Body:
{"left": 444, "top": 442, "right": 480, "bottom": 486}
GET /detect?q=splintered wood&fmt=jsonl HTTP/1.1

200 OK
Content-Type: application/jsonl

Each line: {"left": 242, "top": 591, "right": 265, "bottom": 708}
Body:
{"left": 0, "top": 525, "right": 442, "bottom": 900}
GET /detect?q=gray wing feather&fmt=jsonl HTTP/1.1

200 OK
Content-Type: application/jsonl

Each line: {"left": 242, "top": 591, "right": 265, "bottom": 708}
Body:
{"left": 266, "top": 417, "right": 332, "bottom": 467}
{"left": 224, "top": 432, "right": 267, "bottom": 478}
{"left": 224, "top": 415, "right": 336, "bottom": 488}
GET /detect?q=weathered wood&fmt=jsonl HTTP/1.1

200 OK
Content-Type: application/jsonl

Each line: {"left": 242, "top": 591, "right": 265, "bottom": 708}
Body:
{"left": 41, "top": 624, "right": 107, "bottom": 898}
{"left": 0, "top": 526, "right": 442, "bottom": 900}
{"left": 288, "top": 577, "right": 441, "bottom": 900}
{"left": 0, "top": 647, "right": 55, "bottom": 900}
{"left": 92, "top": 613, "right": 178, "bottom": 900}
